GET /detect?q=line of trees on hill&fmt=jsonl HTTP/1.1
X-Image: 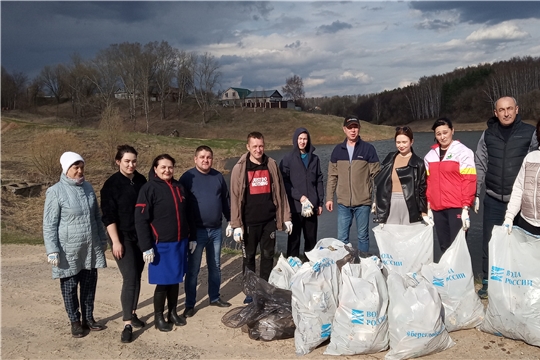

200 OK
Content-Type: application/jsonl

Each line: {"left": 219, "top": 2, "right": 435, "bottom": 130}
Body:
{"left": 302, "top": 56, "right": 540, "bottom": 124}
{"left": 2, "top": 49, "right": 539, "bottom": 129}
{"left": 1, "top": 41, "right": 222, "bottom": 131}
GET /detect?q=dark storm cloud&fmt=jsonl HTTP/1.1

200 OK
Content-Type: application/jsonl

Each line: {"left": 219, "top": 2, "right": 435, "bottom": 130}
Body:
{"left": 415, "top": 19, "right": 457, "bottom": 31}
{"left": 316, "top": 20, "right": 353, "bottom": 35}
{"left": 410, "top": 1, "right": 540, "bottom": 25}
{"left": 285, "top": 40, "right": 302, "bottom": 49}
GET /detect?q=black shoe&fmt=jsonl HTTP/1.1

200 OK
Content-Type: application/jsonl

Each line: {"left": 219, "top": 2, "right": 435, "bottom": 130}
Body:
{"left": 183, "top": 307, "right": 196, "bottom": 318}
{"left": 71, "top": 321, "right": 84, "bottom": 338}
{"left": 82, "top": 318, "right": 105, "bottom": 331}
{"left": 168, "top": 310, "right": 187, "bottom": 326}
{"left": 121, "top": 324, "right": 133, "bottom": 343}
{"left": 131, "top": 313, "right": 145, "bottom": 328}
{"left": 210, "top": 298, "right": 232, "bottom": 308}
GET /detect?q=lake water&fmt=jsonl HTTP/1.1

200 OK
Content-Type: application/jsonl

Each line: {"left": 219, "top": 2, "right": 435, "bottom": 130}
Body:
{"left": 224, "top": 131, "right": 486, "bottom": 278}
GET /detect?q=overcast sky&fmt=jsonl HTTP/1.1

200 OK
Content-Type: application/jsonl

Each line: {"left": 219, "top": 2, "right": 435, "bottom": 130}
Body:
{"left": 2, "top": 1, "right": 540, "bottom": 97}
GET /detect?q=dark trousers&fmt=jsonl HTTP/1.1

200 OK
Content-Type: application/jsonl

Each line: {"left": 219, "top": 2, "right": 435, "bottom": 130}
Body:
{"left": 287, "top": 212, "right": 318, "bottom": 258}
{"left": 115, "top": 239, "right": 145, "bottom": 321}
{"left": 60, "top": 269, "right": 98, "bottom": 323}
{"left": 432, "top": 208, "right": 463, "bottom": 254}
{"left": 242, "top": 220, "right": 276, "bottom": 282}
{"left": 482, "top": 195, "right": 508, "bottom": 281}
{"left": 155, "top": 283, "right": 179, "bottom": 312}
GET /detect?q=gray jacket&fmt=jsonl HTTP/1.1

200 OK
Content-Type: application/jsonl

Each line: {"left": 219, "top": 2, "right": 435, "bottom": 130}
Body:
{"left": 43, "top": 174, "right": 107, "bottom": 279}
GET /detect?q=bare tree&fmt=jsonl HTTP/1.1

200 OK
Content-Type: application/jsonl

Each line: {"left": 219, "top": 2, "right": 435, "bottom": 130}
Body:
{"left": 282, "top": 74, "right": 305, "bottom": 105}
{"left": 175, "top": 50, "right": 195, "bottom": 117}
{"left": 89, "top": 48, "right": 120, "bottom": 111}
{"left": 192, "top": 52, "right": 221, "bottom": 125}
{"left": 139, "top": 42, "right": 158, "bottom": 133}
{"left": 154, "top": 41, "right": 177, "bottom": 120}
{"left": 39, "top": 64, "right": 67, "bottom": 104}
{"left": 65, "top": 53, "right": 97, "bottom": 117}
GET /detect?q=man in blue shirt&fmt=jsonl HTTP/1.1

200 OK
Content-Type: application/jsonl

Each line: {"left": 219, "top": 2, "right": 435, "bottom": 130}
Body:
{"left": 180, "top": 145, "right": 233, "bottom": 317}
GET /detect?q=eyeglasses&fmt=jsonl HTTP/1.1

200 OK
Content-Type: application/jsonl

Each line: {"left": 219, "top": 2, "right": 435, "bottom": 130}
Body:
{"left": 395, "top": 126, "right": 410, "bottom": 131}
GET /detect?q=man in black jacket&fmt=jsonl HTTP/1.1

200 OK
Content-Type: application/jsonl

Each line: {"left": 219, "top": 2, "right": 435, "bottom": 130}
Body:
{"left": 474, "top": 96, "right": 537, "bottom": 299}
{"left": 279, "top": 128, "right": 324, "bottom": 257}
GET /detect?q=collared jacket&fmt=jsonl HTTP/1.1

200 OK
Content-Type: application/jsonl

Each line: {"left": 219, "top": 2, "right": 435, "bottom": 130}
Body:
{"left": 424, "top": 140, "right": 476, "bottom": 211}
{"left": 230, "top": 153, "right": 291, "bottom": 230}
{"left": 505, "top": 149, "right": 540, "bottom": 227}
{"left": 135, "top": 170, "right": 193, "bottom": 253}
{"left": 326, "top": 137, "right": 380, "bottom": 207}
{"left": 43, "top": 174, "right": 107, "bottom": 279}
{"left": 373, "top": 150, "right": 427, "bottom": 223}
{"left": 279, "top": 127, "right": 324, "bottom": 213}
{"left": 475, "top": 114, "right": 537, "bottom": 202}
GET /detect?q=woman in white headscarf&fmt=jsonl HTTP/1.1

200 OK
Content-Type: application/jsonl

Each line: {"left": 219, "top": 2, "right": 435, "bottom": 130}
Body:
{"left": 43, "top": 151, "right": 107, "bottom": 338}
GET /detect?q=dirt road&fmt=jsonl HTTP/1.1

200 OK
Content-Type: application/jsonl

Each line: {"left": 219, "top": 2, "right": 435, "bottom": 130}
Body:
{"left": 2, "top": 244, "right": 538, "bottom": 359}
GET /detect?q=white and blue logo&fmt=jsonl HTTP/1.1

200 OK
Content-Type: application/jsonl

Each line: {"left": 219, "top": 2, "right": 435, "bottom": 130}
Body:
{"left": 433, "top": 277, "right": 445, "bottom": 287}
{"left": 490, "top": 266, "right": 505, "bottom": 282}
{"left": 380, "top": 253, "right": 403, "bottom": 267}
{"left": 321, "top": 323, "right": 331, "bottom": 338}
{"left": 351, "top": 309, "right": 364, "bottom": 325}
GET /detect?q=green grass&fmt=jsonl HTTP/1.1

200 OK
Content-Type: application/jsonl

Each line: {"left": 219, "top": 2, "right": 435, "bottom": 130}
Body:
{"left": 221, "top": 245, "right": 242, "bottom": 256}
{"left": 2, "top": 231, "right": 43, "bottom": 245}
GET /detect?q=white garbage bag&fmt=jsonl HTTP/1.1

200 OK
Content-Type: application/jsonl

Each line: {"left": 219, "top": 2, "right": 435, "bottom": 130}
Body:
{"left": 386, "top": 272, "right": 454, "bottom": 360}
{"left": 305, "top": 238, "right": 352, "bottom": 263}
{"left": 268, "top": 254, "right": 302, "bottom": 290}
{"left": 291, "top": 258, "right": 340, "bottom": 356}
{"left": 325, "top": 258, "right": 389, "bottom": 355}
{"left": 480, "top": 226, "right": 540, "bottom": 347}
{"left": 421, "top": 229, "right": 484, "bottom": 332}
{"left": 373, "top": 223, "right": 433, "bottom": 275}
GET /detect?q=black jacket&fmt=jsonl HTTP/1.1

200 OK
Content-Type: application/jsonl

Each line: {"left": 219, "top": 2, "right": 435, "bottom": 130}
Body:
{"left": 135, "top": 169, "right": 193, "bottom": 252}
{"left": 476, "top": 114, "right": 536, "bottom": 201}
{"left": 100, "top": 171, "right": 147, "bottom": 235}
{"left": 373, "top": 150, "right": 427, "bottom": 223}
{"left": 279, "top": 127, "right": 324, "bottom": 213}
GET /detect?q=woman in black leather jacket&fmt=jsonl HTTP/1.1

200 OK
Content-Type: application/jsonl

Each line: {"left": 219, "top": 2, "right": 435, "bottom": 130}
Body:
{"left": 372, "top": 126, "right": 430, "bottom": 225}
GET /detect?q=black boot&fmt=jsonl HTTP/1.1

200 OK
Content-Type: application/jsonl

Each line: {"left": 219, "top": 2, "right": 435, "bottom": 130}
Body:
{"left": 154, "top": 290, "right": 173, "bottom": 332}
{"left": 167, "top": 284, "right": 186, "bottom": 326}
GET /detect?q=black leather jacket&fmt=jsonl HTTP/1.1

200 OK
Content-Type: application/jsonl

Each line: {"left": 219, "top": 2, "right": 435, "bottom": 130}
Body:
{"left": 373, "top": 150, "right": 427, "bottom": 223}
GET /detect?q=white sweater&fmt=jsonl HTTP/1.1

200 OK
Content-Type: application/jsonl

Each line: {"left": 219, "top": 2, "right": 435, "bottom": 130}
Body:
{"left": 505, "top": 149, "right": 540, "bottom": 227}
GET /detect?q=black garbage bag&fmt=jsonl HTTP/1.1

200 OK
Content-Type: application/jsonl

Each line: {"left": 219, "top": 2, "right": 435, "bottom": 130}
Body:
{"left": 221, "top": 269, "right": 295, "bottom": 341}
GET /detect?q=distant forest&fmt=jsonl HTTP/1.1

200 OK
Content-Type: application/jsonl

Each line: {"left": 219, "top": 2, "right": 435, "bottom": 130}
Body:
{"left": 2, "top": 40, "right": 539, "bottom": 127}
{"left": 303, "top": 56, "right": 540, "bottom": 125}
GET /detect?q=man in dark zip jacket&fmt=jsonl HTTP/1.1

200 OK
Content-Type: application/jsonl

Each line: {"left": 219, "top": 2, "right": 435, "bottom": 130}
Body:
{"left": 474, "top": 96, "right": 537, "bottom": 299}
{"left": 279, "top": 128, "right": 324, "bottom": 257}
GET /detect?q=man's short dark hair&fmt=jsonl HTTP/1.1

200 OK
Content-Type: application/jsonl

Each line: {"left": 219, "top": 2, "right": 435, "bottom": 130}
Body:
{"left": 247, "top": 132, "right": 264, "bottom": 143}
{"left": 195, "top": 145, "right": 213, "bottom": 156}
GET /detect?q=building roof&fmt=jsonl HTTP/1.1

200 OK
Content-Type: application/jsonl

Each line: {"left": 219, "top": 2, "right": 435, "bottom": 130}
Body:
{"left": 245, "top": 90, "right": 282, "bottom": 99}
{"left": 230, "top": 87, "right": 251, "bottom": 98}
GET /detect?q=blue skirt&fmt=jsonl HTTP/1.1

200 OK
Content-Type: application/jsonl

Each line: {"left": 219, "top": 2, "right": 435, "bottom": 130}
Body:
{"left": 148, "top": 240, "right": 188, "bottom": 285}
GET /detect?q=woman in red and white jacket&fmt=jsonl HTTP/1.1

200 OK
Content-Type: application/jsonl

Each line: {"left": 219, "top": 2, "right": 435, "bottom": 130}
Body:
{"left": 424, "top": 117, "right": 476, "bottom": 253}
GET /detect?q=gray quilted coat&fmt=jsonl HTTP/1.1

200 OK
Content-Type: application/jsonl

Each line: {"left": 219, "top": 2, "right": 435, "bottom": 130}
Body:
{"left": 43, "top": 174, "right": 107, "bottom": 279}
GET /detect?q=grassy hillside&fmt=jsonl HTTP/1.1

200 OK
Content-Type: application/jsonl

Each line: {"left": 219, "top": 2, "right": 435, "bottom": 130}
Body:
{"left": 1, "top": 104, "right": 396, "bottom": 243}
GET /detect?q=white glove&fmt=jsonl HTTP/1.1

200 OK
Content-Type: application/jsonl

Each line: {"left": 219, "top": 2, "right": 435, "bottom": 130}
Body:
{"left": 225, "top": 222, "right": 233, "bottom": 237}
{"left": 371, "top": 203, "right": 376, "bottom": 214}
{"left": 379, "top": 223, "right": 384, "bottom": 229}
{"left": 189, "top": 241, "right": 197, "bottom": 254}
{"left": 422, "top": 214, "right": 434, "bottom": 226}
{"left": 47, "top": 253, "right": 59, "bottom": 267}
{"left": 284, "top": 221, "right": 293, "bottom": 235}
{"left": 503, "top": 217, "right": 513, "bottom": 234}
{"left": 143, "top": 249, "right": 155, "bottom": 264}
{"left": 461, "top": 208, "right": 470, "bottom": 230}
{"left": 300, "top": 198, "right": 314, "bottom": 217}
{"left": 474, "top": 196, "right": 480, "bottom": 213}
{"left": 233, "top": 227, "right": 243, "bottom": 243}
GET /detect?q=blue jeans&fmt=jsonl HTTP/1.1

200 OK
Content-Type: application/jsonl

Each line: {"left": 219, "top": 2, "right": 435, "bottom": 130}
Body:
{"left": 184, "top": 227, "right": 223, "bottom": 308}
{"left": 337, "top": 204, "right": 370, "bottom": 252}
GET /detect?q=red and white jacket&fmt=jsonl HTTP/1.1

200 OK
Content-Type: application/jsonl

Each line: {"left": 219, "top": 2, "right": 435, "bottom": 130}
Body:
{"left": 424, "top": 140, "right": 476, "bottom": 211}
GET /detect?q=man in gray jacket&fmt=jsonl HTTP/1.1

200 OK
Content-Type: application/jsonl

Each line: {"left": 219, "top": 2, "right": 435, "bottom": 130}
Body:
{"left": 474, "top": 96, "right": 537, "bottom": 299}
